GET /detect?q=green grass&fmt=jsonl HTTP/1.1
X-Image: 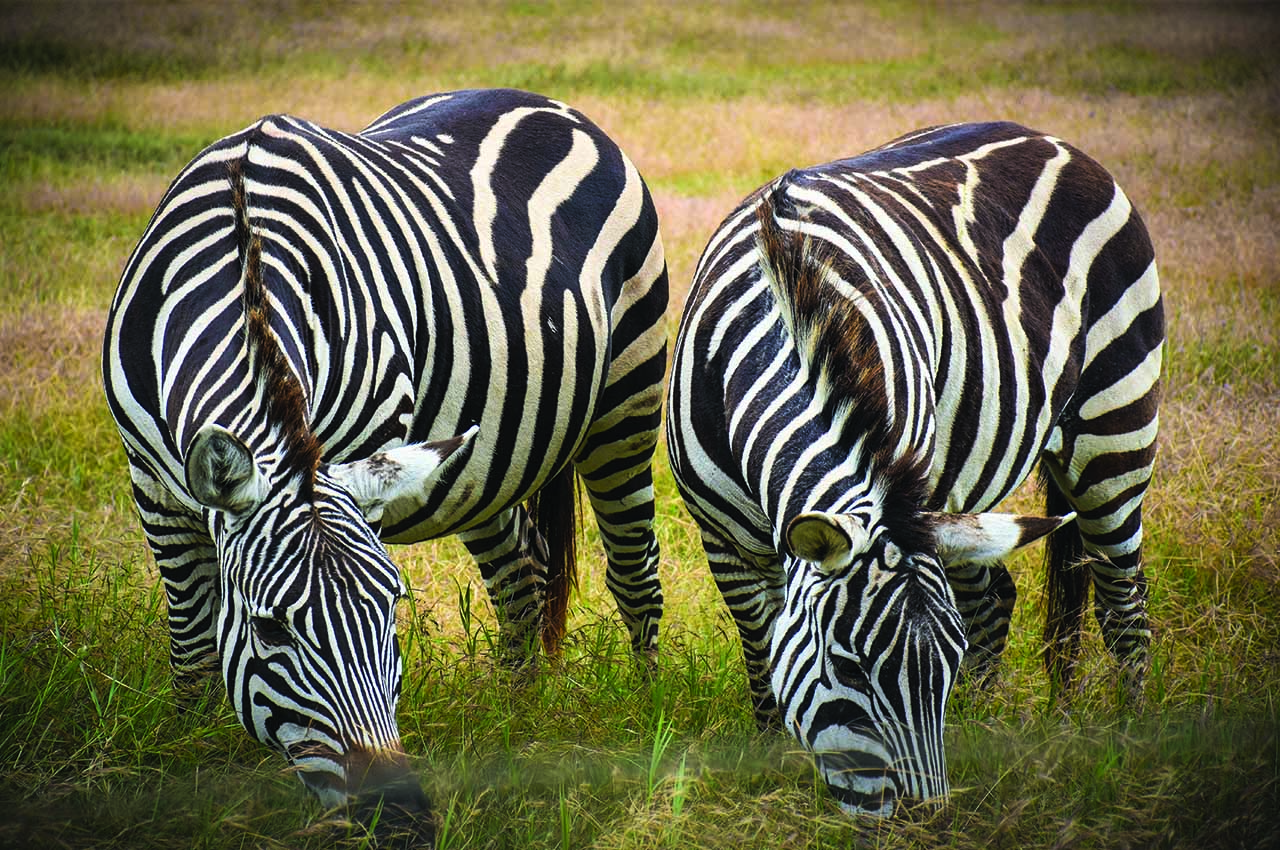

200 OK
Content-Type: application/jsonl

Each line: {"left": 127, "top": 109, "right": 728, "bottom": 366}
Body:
{"left": 0, "top": 123, "right": 214, "bottom": 179}
{"left": 2, "top": 2, "right": 1279, "bottom": 848}
{"left": 4, "top": 2, "right": 1273, "bottom": 102}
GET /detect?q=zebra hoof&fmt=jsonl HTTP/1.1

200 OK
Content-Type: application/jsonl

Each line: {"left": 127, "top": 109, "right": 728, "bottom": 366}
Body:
{"left": 170, "top": 666, "right": 221, "bottom": 715}
{"left": 635, "top": 646, "right": 659, "bottom": 678}
{"left": 493, "top": 627, "right": 543, "bottom": 681}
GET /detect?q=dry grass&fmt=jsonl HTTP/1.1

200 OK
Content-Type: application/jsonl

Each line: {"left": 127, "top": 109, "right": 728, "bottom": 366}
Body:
{"left": 0, "top": 307, "right": 138, "bottom": 582}
{"left": 990, "top": 2, "right": 1280, "bottom": 60}
{"left": 14, "top": 175, "right": 171, "bottom": 217}
{"left": 0, "top": 307, "right": 102, "bottom": 413}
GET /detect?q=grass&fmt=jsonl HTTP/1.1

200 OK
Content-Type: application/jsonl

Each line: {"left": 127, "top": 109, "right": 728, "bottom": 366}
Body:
{"left": 2, "top": 1, "right": 1279, "bottom": 848}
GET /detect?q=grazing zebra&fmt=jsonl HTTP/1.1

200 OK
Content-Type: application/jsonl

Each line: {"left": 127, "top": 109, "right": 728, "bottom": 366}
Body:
{"left": 667, "top": 122, "right": 1163, "bottom": 815}
{"left": 102, "top": 89, "right": 668, "bottom": 828}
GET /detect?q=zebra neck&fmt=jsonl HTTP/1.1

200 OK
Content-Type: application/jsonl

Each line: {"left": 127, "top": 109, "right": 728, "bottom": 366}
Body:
{"left": 765, "top": 424, "right": 934, "bottom": 562}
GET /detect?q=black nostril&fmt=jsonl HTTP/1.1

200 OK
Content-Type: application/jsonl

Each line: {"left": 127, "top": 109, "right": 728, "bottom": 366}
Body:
{"left": 381, "top": 779, "right": 431, "bottom": 814}
{"left": 356, "top": 780, "right": 435, "bottom": 848}
{"left": 357, "top": 777, "right": 432, "bottom": 818}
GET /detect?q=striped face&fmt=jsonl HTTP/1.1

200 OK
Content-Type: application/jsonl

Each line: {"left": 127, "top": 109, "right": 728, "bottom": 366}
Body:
{"left": 184, "top": 424, "right": 471, "bottom": 815}
{"left": 211, "top": 471, "right": 420, "bottom": 809}
{"left": 772, "top": 513, "right": 966, "bottom": 816}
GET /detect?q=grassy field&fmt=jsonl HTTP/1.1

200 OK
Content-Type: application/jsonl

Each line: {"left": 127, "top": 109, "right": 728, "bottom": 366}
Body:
{"left": 2, "top": 2, "right": 1278, "bottom": 847}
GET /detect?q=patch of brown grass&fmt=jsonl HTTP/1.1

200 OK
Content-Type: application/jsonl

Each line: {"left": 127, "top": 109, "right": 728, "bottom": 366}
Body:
{"left": 1154, "top": 191, "right": 1280, "bottom": 350}
{"left": 0, "top": 306, "right": 103, "bottom": 416}
{"left": 1155, "top": 379, "right": 1280, "bottom": 566}
{"left": 989, "top": 1, "right": 1280, "bottom": 60}
{"left": 16, "top": 175, "right": 171, "bottom": 217}
{"left": 0, "top": 306, "right": 129, "bottom": 577}
{"left": 651, "top": 191, "right": 745, "bottom": 312}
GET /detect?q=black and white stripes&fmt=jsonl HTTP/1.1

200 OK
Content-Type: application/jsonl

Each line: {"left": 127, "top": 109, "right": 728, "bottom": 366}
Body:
{"left": 667, "top": 122, "right": 1162, "bottom": 814}
{"left": 103, "top": 89, "right": 668, "bottom": 819}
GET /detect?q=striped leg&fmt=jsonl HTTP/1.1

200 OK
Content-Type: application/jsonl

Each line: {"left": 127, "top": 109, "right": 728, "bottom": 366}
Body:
{"left": 1042, "top": 409, "right": 1157, "bottom": 701}
{"left": 458, "top": 506, "right": 545, "bottom": 666}
{"left": 574, "top": 266, "right": 667, "bottom": 657}
{"left": 946, "top": 560, "right": 1017, "bottom": 686}
{"left": 129, "top": 463, "right": 221, "bottom": 695}
{"left": 1066, "top": 453, "right": 1151, "bottom": 689}
{"left": 575, "top": 413, "right": 663, "bottom": 657}
{"left": 1047, "top": 250, "right": 1160, "bottom": 702}
{"left": 577, "top": 462, "right": 663, "bottom": 656}
{"left": 699, "top": 526, "right": 785, "bottom": 730}
{"left": 1090, "top": 551, "right": 1149, "bottom": 695}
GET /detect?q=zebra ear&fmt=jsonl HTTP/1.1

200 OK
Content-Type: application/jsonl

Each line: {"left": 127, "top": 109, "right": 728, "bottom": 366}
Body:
{"left": 928, "top": 511, "right": 1077, "bottom": 564}
{"left": 185, "top": 426, "right": 269, "bottom": 514}
{"left": 786, "top": 511, "right": 872, "bottom": 574}
{"left": 330, "top": 425, "right": 479, "bottom": 524}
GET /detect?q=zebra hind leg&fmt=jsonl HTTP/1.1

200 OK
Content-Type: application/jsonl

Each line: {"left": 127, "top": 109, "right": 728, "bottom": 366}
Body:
{"left": 1091, "top": 552, "right": 1150, "bottom": 706}
{"left": 946, "top": 560, "right": 1017, "bottom": 688}
{"left": 458, "top": 506, "right": 546, "bottom": 671}
{"left": 1041, "top": 459, "right": 1152, "bottom": 707}
{"left": 576, "top": 456, "right": 663, "bottom": 663}
{"left": 1039, "top": 245, "right": 1160, "bottom": 706}
{"left": 573, "top": 368, "right": 666, "bottom": 663}
{"left": 574, "top": 235, "right": 668, "bottom": 663}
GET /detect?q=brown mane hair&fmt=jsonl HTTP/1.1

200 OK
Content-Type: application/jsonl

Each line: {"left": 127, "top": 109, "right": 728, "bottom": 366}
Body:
{"left": 228, "top": 157, "right": 323, "bottom": 495}
{"left": 754, "top": 174, "right": 934, "bottom": 554}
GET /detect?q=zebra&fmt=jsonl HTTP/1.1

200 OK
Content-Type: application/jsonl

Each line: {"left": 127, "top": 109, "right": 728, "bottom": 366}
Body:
{"left": 102, "top": 88, "right": 668, "bottom": 829}
{"left": 666, "top": 122, "right": 1163, "bottom": 815}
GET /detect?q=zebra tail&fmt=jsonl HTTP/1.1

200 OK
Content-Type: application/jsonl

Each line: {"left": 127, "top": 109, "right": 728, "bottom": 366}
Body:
{"left": 1040, "top": 466, "right": 1088, "bottom": 700}
{"left": 528, "top": 464, "right": 580, "bottom": 656}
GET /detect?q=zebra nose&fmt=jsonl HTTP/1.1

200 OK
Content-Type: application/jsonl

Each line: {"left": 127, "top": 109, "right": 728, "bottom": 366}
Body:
{"left": 347, "top": 744, "right": 431, "bottom": 812}
{"left": 355, "top": 780, "right": 435, "bottom": 849}
{"left": 348, "top": 747, "right": 436, "bottom": 847}
{"left": 359, "top": 774, "right": 431, "bottom": 816}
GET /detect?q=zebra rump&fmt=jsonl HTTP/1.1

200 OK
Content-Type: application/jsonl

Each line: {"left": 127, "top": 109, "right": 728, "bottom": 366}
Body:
{"left": 667, "top": 121, "right": 1162, "bottom": 815}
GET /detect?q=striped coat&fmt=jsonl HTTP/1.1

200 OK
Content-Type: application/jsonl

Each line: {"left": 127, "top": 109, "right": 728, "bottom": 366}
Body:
{"left": 667, "top": 122, "right": 1162, "bottom": 814}
{"left": 103, "top": 89, "right": 668, "bottom": 824}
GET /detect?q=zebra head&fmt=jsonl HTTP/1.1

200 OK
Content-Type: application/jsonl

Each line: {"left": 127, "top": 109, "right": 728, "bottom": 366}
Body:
{"left": 184, "top": 423, "right": 476, "bottom": 824}
{"left": 772, "top": 507, "right": 1067, "bottom": 817}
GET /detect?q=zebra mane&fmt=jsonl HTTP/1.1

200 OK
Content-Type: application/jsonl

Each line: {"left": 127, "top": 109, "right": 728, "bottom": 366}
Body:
{"left": 755, "top": 176, "right": 934, "bottom": 555}
{"left": 228, "top": 158, "right": 323, "bottom": 496}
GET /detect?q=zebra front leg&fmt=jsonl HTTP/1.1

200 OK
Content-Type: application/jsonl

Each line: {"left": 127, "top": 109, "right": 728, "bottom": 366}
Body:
{"left": 946, "top": 560, "right": 1017, "bottom": 687}
{"left": 131, "top": 476, "right": 222, "bottom": 705}
{"left": 459, "top": 506, "right": 545, "bottom": 670}
{"left": 701, "top": 528, "right": 784, "bottom": 730}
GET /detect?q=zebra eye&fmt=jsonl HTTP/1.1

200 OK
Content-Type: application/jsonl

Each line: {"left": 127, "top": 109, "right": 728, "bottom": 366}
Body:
{"left": 831, "top": 650, "right": 869, "bottom": 688}
{"left": 252, "top": 615, "right": 293, "bottom": 648}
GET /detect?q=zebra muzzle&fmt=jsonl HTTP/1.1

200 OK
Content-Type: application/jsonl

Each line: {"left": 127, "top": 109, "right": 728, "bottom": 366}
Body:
{"left": 345, "top": 744, "right": 429, "bottom": 806}
{"left": 347, "top": 745, "right": 437, "bottom": 847}
{"left": 289, "top": 742, "right": 433, "bottom": 817}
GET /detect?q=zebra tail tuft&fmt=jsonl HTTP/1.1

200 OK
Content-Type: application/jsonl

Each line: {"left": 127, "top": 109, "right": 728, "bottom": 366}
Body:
{"left": 1040, "top": 465, "right": 1088, "bottom": 700}
{"left": 528, "top": 463, "right": 580, "bottom": 657}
